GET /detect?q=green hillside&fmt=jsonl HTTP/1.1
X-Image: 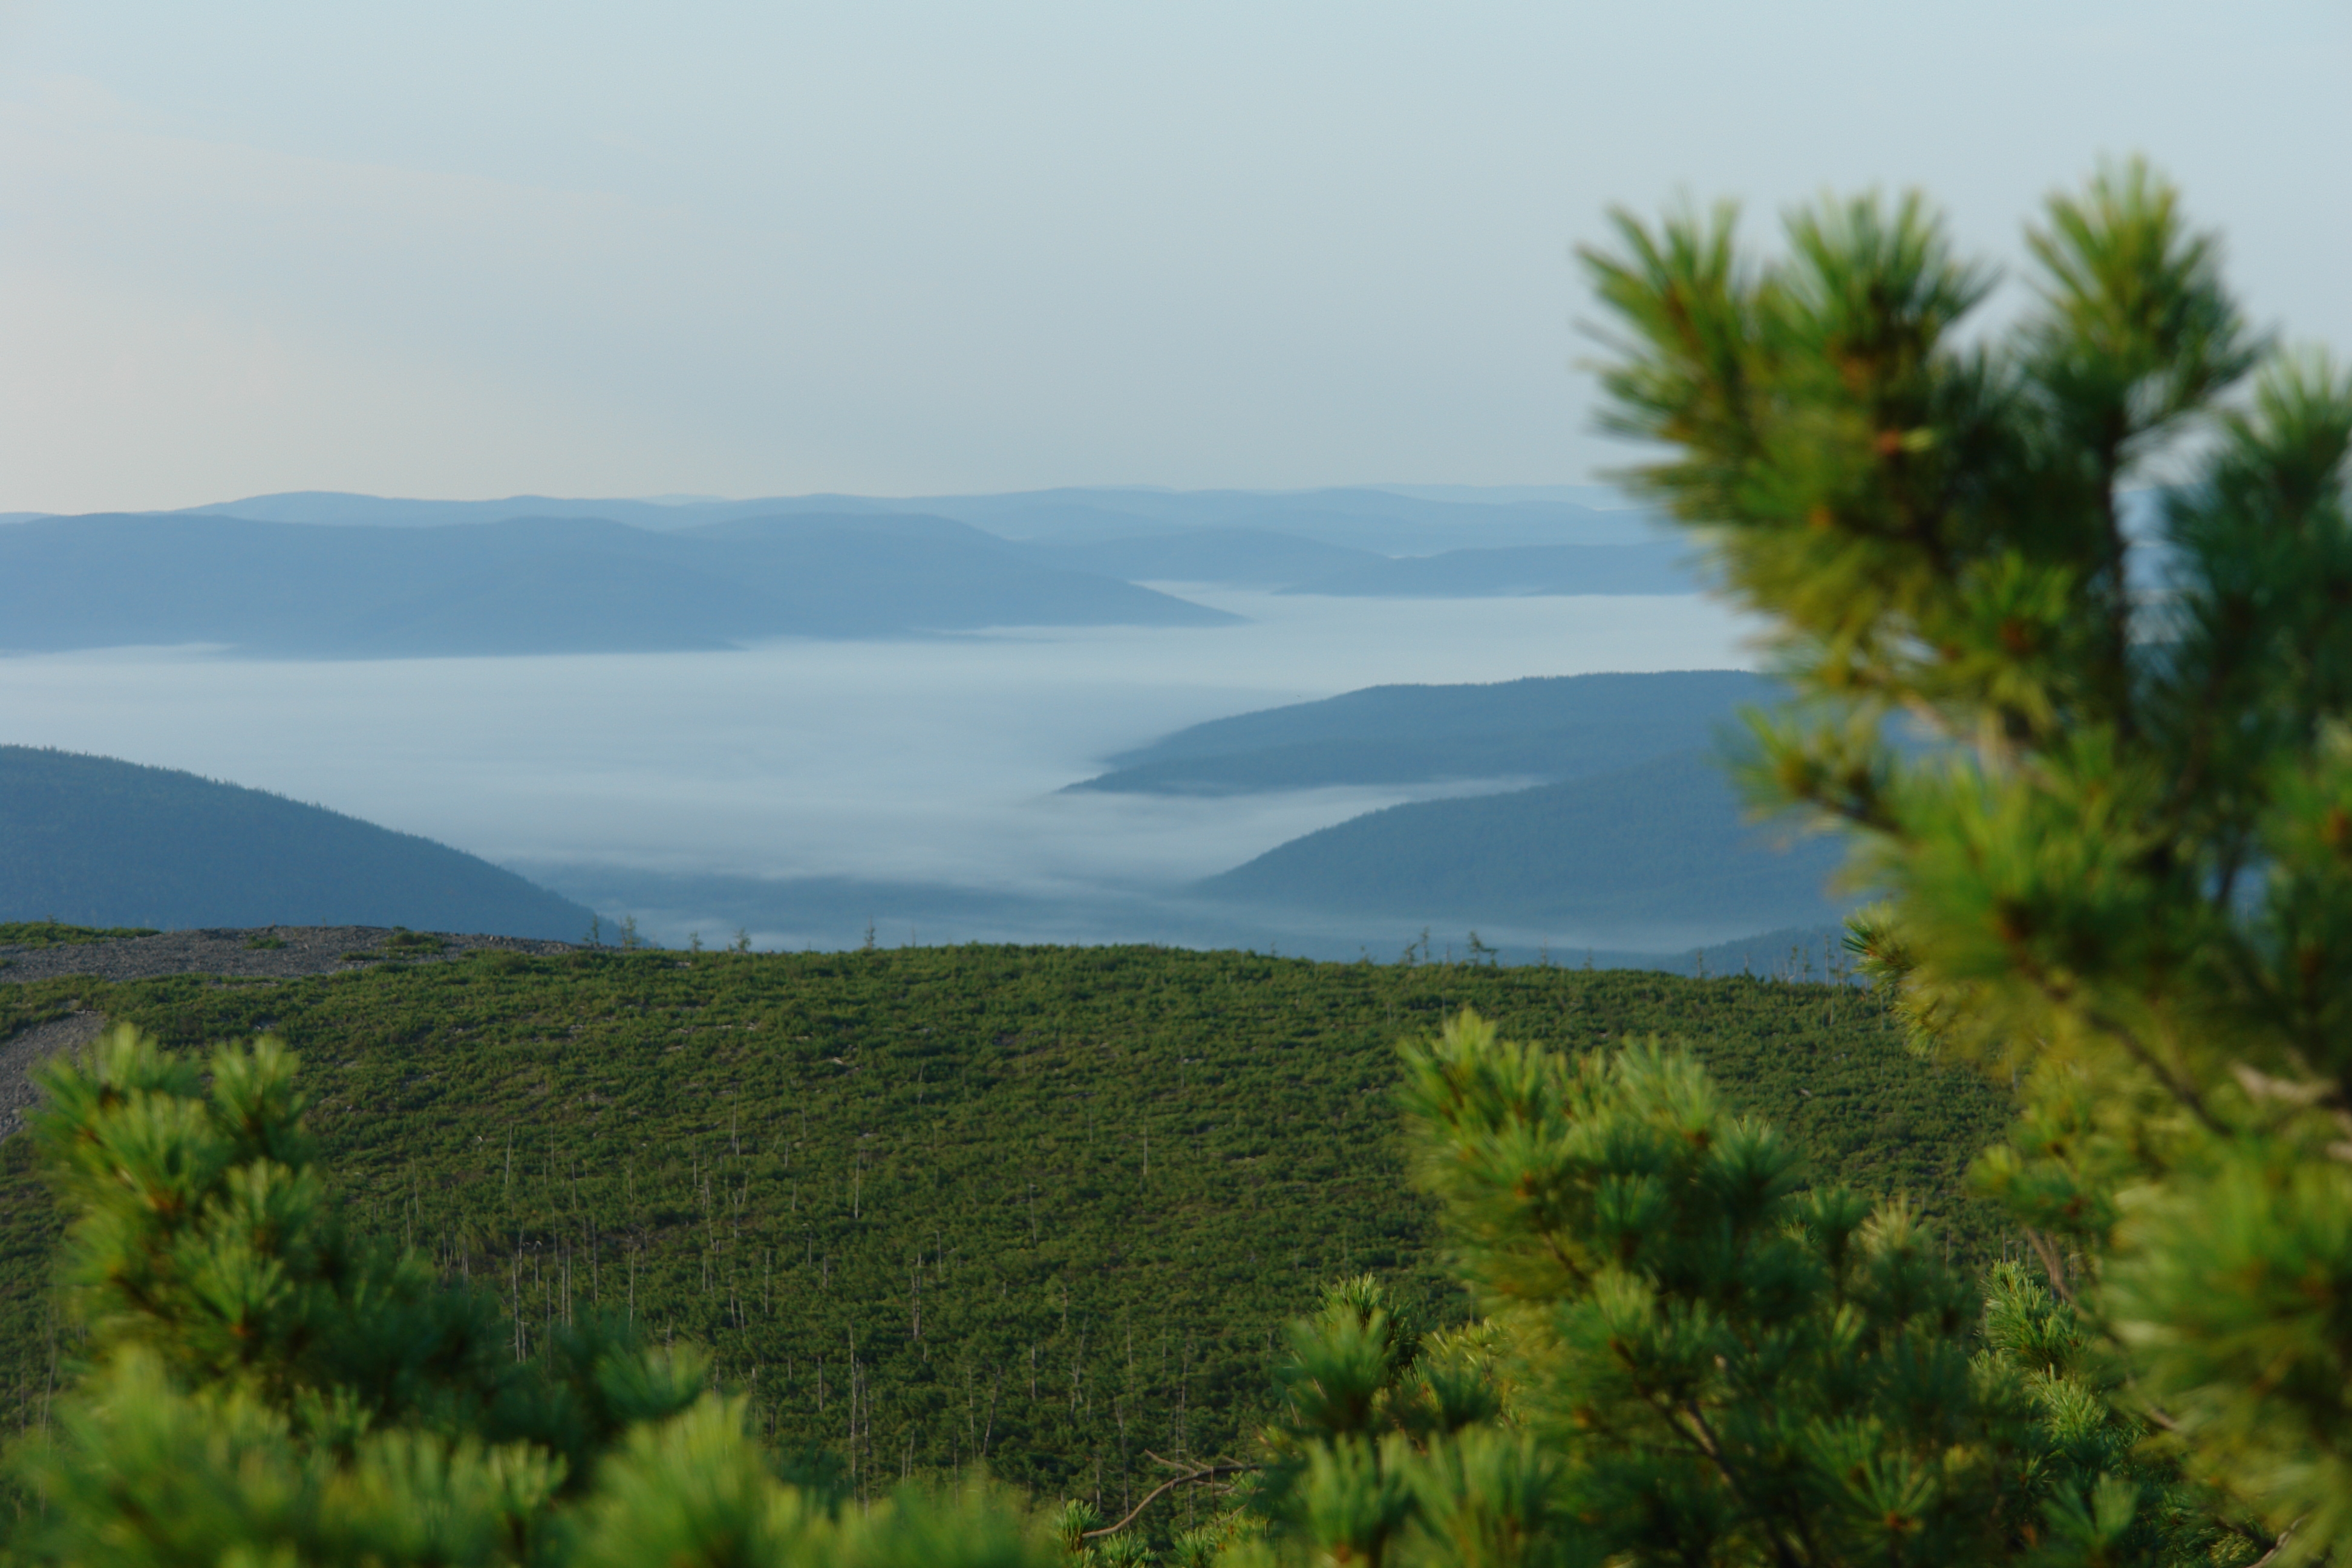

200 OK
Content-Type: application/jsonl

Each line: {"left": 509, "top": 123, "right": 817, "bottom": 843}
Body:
{"left": 0, "top": 746, "right": 597, "bottom": 938}
{"left": 0, "top": 944, "right": 2008, "bottom": 1509}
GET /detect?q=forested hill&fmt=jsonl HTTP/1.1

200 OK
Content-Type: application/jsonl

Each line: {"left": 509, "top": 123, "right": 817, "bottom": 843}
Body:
{"left": 0, "top": 747, "right": 595, "bottom": 937}
{"left": 1075, "top": 670, "right": 1775, "bottom": 795}
{"left": 0, "top": 512, "right": 1231, "bottom": 657}
{"left": 0, "top": 944, "right": 2011, "bottom": 1508}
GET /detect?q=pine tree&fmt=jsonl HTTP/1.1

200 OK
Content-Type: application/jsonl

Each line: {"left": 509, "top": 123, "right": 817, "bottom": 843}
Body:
{"left": 1576, "top": 160, "right": 2352, "bottom": 1557}
{"left": 1202, "top": 162, "right": 2344, "bottom": 1568}
{"left": 1, "top": 1025, "right": 1057, "bottom": 1567}
{"left": 1231, "top": 1014, "right": 2249, "bottom": 1568}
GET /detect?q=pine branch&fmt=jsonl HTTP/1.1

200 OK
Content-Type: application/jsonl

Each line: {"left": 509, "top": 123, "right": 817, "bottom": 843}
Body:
{"left": 1079, "top": 1457, "right": 1257, "bottom": 1540}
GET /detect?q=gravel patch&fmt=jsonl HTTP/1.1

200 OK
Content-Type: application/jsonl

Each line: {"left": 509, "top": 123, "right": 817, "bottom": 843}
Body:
{"left": 0, "top": 925, "right": 577, "bottom": 987}
{"left": 0, "top": 1008, "right": 106, "bottom": 1140}
{"left": 0, "top": 926, "right": 584, "bottom": 1140}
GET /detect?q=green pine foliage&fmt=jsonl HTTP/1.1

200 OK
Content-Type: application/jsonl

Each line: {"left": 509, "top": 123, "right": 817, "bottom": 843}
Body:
{"left": 1580, "top": 161, "right": 2352, "bottom": 1557}
{"left": 1, "top": 1022, "right": 1061, "bottom": 1567}
{"left": 0, "top": 946, "right": 2005, "bottom": 1516}
{"left": 1235, "top": 1014, "right": 2253, "bottom": 1568}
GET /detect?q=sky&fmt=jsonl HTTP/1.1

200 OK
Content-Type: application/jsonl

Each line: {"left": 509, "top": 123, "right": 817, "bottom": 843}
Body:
{"left": 1, "top": 2, "right": 2345, "bottom": 513}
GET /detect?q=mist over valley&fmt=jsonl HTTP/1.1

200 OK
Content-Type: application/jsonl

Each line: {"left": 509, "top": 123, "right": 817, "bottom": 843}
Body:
{"left": 0, "top": 487, "right": 1839, "bottom": 964}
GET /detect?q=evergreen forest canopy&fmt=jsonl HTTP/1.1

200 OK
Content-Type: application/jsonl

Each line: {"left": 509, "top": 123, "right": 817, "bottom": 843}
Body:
{"left": 7, "top": 161, "right": 2352, "bottom": 1568}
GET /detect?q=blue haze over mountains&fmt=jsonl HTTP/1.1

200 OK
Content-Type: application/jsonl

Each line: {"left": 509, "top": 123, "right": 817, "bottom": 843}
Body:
{"left": 0, "top": 485, "right": 1685, "bottom": 658}
{"left": 0, "top": 486, "right": 1851, "bottom": 966}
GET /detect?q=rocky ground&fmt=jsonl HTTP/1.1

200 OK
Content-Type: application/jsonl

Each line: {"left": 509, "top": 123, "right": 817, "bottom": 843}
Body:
{"left": 0, "top": 926, "right": 581, "bottom": 1137}
{"left": 0, "top": 924, "right": 575, "bottom": 985}
{"left": 0, "top": 1008, "right": 106, "bottom": 1139}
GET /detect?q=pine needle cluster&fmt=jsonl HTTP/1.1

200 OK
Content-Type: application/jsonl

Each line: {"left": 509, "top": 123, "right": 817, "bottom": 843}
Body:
{"left": 1576, "top": 161, "right": 2352, "bottom": 1558}
{"left": 1, "top": 1024, "right": 1059, "bottom": 1568}
{"left": 1229, "top": 1013, "right": 2252, "bottom": 1568}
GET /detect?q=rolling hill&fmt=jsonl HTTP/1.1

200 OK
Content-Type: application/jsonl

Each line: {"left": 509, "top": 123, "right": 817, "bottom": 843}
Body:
{"left": 0, "top": 512, "right": 1232, "bottom": 657}
{"left": 1073, "top": 671, "right": 1777, "bottom": 795}
{"left": 1196, "top": 748, "right": 1851, "bottom": 948}
{"left": 0, "top": 746, "right": 596, "bottom": 936}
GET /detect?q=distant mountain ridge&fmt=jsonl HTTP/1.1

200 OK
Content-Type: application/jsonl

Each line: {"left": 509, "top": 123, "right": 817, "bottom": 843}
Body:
{"left": 0, "top": 511, "right": 1232, "bottom": 656}
{"left": 1275, "top": 541, "right": 1692, "bottom": 598}
{"left": 1076, "top": 671, "right": 1778, "bottom": 795}
{"left": 1012, "top": 528, "right": 1385, "bottom": 587}
{"left": 1064, "top": 670, "right": 1847, "bottom": 949}
{"left": 5, "top": 483, "right": 1662, "bottom": 557}
{"left": 0, "top": 746, "right": 596, "bottom": 938}
{"left": 1, "top": 489, "right": 1697, "bottom": 627}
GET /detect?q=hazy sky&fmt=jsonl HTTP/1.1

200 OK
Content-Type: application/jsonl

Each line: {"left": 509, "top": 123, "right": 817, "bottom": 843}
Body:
{"left": 2, "top": 2, "right": 2344, "bottom": 513}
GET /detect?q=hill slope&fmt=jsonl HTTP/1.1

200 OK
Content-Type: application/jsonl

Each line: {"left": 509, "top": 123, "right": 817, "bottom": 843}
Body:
{"left": 1074, "top": 671, "right": 1777, "bottom": 795}
{"left": 0, "top": 747, "right": 596, "bottom": 936}
{"left": 0, "top": 512, "right": 1231, "bottom": 656}
{"left": 1198, "top": 749, "right": 1850, "bottom": 947}
{"left": 0, "top": 946, "right": 2010, "bottom": 1507}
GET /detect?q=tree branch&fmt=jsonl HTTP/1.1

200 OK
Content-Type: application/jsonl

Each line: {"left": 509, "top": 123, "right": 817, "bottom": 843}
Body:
{"left": 2010, "top": 947, "right": 2228, "bottom": 1137}
{"left": 1080, "top": 1459, "right": 1258, "bottom": 1540}
{"left": 2020, "top": 1227, "right": 2082, "bottom": 1308}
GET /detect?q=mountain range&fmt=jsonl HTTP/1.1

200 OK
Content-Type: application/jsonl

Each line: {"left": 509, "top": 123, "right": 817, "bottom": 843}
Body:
{"left": 0, "top": 487, "right": 1705, "bottom": 658}
{"left": 0, "top": 512, "right": 1231, "bottom": 656}
{"left": 1105, "top": 672, "right": 1850, "bottom": 949}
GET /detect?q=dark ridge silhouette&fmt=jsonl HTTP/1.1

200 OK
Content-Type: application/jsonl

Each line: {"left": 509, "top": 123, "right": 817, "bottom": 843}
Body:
{"left": 1196, "top": 749, "right": 1851, "bottom": 946}
{"left": 1073, "top": 670, "right": 1778, "bottom": 795}
{"left": 0, "top": 746, "right": 596, "bottom": 938}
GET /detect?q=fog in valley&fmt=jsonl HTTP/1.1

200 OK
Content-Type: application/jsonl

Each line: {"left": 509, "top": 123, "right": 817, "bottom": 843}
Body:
{"left": 0, "top": 586, "right": 1759, "bottom": 953}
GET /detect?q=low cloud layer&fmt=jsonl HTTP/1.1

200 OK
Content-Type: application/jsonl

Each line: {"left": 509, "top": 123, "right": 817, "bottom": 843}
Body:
{"left": 0, "top": 591, "right": 1757, "bottom": 902}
